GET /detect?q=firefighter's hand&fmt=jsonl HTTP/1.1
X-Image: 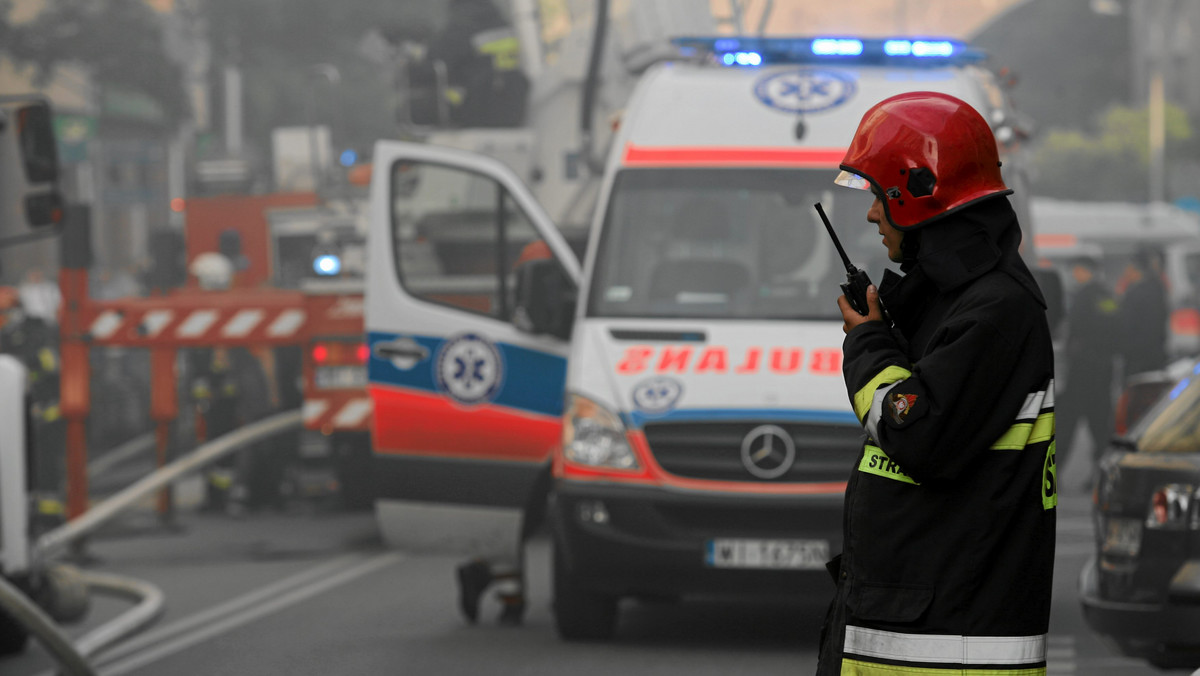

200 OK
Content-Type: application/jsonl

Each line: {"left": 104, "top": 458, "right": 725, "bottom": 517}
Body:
{"left": 838, "top": 285, "right": 884, "bottom": 334}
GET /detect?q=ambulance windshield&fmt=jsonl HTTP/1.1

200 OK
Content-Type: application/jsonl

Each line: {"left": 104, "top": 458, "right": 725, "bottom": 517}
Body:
{"left": 588, "top": 168, "right": 887, "bottom": 320}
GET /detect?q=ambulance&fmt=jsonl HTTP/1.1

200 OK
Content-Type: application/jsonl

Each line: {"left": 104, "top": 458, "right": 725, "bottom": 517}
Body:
{"left": 365, "top": 36, "right": 1034, "bottom": 639}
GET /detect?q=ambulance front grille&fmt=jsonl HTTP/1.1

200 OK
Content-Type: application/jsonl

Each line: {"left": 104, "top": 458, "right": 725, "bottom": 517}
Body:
{"left": 641, "top": 421, "right": 860, "bottom": 483}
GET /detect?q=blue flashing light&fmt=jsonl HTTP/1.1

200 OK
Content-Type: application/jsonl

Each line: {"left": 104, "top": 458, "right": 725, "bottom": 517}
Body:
{"left": 912, "top": 40, "right": 954, "bottom": 57}
{"left": 812, "top": 38, "right": 863, "bottom": 56}
{"left": 314, "top": 254, "right": 341, "bottom": 276}
{"left": 1169, "top": 377, "right": 1191, "bottom": 401}
{"left": 721, "top": 51, "right": 761, "bottom": 66}
{"left": 671, "top": 36, "right": 984, "bottom": 67}
{"left": 339, "top": 149, "right": 358, "bottom": 167}
{"left": 1193, "top": 360, "right": 1200, "bottom": 375}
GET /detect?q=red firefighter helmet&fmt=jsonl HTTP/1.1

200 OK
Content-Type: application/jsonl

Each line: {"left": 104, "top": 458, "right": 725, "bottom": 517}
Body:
{"left": 834, "top": 91, "right": 1011, "bottom": 230}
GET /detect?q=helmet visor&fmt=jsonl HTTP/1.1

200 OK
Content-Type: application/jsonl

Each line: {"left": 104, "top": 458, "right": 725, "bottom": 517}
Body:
{"left": 834, "top": 170, "right": 871, "bottom": 191}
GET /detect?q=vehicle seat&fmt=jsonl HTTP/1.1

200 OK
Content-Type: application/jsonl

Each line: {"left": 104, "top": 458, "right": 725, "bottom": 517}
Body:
{"left": 648, "top": 200, "right": 750, "bottom": 308}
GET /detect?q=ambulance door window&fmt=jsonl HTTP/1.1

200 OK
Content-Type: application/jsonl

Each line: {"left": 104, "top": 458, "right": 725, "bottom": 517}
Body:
{"left": 391, "top": 161, "right": 539, "bottom": 320}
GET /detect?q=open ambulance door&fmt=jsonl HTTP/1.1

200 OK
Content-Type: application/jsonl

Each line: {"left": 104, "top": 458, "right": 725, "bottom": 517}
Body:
{"left": 365, "top": 141, "right": 581, "bottom": 508}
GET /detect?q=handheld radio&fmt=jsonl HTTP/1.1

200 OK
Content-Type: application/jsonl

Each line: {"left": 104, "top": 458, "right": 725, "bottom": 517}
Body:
{"left": 815, "top": 202, "right": 878, "bottom": 318}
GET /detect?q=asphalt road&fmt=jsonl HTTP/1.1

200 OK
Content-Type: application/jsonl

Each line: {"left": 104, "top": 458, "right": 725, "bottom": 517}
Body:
{"left": 3, "top": 435, "right": 1195, "bottom": 676}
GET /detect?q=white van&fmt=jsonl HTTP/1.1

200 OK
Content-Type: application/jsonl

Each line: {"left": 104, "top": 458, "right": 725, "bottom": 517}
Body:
{"left": 365, "top": 36, "right": 1034, "bottom": 638}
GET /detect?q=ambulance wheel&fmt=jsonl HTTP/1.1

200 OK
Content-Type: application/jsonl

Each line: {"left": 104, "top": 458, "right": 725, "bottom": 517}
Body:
{"left": 0, "top": 608, "right": 30, "bottom": 656}
{"left": 553, "top": 544, "right": 617, "bottom": 640}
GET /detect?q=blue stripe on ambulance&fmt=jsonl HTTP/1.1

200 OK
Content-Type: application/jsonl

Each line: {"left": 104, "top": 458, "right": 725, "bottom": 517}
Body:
{"left": 625, "top": 408, "right": 858, "bottom": 429}
{"left": 367, "top": 331, "right": 567, "bottom": 418}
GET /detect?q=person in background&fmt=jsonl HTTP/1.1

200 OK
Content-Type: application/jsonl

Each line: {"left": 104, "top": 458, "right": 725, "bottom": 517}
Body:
{"left": 0, "top": 295, "right": 65, "bottom": 532}
{"left": 18, "top": 267, "right": 61, "bottom": 326}
{"left": 455, "top": 238, "right": 555, "bottom": 626}
{"left": 428, "top": 0, "right": 529, "bottom": 128}
{"left": 1119, "top": 246, "right": 1169, "bottom": 380}
{"left": 1056, "top": 257, "right": 1119, "bottom": 487}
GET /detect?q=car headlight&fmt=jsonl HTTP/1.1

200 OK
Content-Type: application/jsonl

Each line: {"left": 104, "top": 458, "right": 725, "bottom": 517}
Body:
{"left": 562, "top": 394, "right": 639, "bottom": 470}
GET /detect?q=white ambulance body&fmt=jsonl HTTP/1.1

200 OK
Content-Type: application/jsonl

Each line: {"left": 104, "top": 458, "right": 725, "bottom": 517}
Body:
{"left": 365, "top": 36, "right": 1031, "bottom": 639}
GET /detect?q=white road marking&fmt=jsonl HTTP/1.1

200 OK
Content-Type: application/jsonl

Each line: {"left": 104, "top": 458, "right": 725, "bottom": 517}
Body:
{"left": 91, "top": 552, "right": 401, "bottom": 675}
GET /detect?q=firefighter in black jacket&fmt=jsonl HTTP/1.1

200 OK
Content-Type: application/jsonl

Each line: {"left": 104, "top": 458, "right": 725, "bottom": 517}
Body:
{"left": 818, "top": 92, "right": 1056, "bottom": 675}
{"left": 1056, "top": 257, "right": 1118, "bottom": 484}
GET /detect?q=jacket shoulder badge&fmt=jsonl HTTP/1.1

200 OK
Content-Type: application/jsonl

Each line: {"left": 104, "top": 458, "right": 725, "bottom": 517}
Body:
{"left": 888, "top": 392, "right": 919, "bottom": 425}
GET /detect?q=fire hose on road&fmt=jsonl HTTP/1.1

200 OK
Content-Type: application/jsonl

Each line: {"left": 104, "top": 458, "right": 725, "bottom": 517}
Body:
{"left": 4, "top": 409, "right": 302, "bottom": 674}
{"left": 36, "top": 409, "right": 302, "bottom": 560}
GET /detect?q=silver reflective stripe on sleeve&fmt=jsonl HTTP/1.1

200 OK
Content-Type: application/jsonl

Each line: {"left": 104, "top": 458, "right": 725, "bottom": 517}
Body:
{"left": 863, "top": 380, "right": 903, "bottom": 440}
{"left": 844, "top": 625, "right": 1047, "bottom": 666}
{"left": 1014, "top": 380, "right": 1054, "bottom": 421}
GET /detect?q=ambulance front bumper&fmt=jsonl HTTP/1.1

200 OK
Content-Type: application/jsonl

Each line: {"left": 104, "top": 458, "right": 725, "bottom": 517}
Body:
{"left": 550, "top": 479, "right": 842, "bottom": 599}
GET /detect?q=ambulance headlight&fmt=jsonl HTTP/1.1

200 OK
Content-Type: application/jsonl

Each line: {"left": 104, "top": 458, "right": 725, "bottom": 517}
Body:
{"left": 563, "top": 394, "right": 639, "bottom": 470}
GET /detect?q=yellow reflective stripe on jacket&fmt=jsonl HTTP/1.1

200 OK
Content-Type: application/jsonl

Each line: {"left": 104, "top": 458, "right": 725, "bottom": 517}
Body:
{"left": 841, "top": 660, "right": 1045, "bottom": 675}
{"left": 859, "top": 445, "right": 918, "bottom": 485}
{"left": 991, "top": 413, "right": 1055, "bottom": 450}
{"left": 41, "top": 403, "right": 61, "bottom": 422}
{"left": 991, "top": 381, "right": 1055, "bottom": 450}
{"left": 473, "top": 28, "right": 522, "bottom": 71}
{"left": 843, "top": 626, "right": 1047, "bottom": 672}
{"left": 1042, "top": 441, "right": 1058, "bottom": 511}
{"left": 854, "top": 365, "right": 913, "bottom": 421}
{"left": 38, "top": 347, "right": 57, "bottom": 372}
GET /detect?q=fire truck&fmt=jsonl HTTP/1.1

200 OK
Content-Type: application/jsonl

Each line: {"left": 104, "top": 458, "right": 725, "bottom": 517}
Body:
{"left": 175, "top": 188, "right": 374, "bottom": 507}
{"left": 265, "top": 199, "right": 374, "bottom": 507}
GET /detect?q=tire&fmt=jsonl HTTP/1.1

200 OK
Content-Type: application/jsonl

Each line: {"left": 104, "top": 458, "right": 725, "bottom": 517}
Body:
{"left": 553, "top": 542, "right": 617, "bottom": 641}
{"left": 0, "top": 607, "right": 30, "bottom": 657}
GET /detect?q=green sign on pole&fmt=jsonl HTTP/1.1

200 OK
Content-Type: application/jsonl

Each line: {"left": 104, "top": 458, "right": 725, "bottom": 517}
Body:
{"left": 53, "top": 114, "right": 97, "bottom": 164}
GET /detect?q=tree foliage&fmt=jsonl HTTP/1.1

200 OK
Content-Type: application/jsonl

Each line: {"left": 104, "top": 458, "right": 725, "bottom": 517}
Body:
{"left": 1033, "top": 103, "right": 1196, "bottom": 201}
{"left": 3, "top": 0, "right": 189, "bottom": 124}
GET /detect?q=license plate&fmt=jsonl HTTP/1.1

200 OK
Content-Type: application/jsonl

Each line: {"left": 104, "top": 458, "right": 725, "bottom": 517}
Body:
{"left": 1102, "top": 517, "right": 1142, "bottom": 557}
{"left": 314, "top": 366, "right": 367, "bottom": 390}
{"left": 705, "top": 539, "right": 830, "bottom": 570}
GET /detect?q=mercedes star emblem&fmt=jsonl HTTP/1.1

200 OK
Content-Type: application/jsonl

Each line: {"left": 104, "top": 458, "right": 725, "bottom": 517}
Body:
{"left": 740, "top": 424, "right": 796, "bottom": 480}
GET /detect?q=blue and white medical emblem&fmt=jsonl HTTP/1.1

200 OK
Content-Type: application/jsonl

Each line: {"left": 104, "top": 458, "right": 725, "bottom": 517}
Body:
{"left": 632, "top": 377, "right": 684, "bottom": 414}
{"left": 753, "top": 68, "right": 857, "bottom": 114}
{"left": 435, "top": 333, "right": 503, "bottom": 405}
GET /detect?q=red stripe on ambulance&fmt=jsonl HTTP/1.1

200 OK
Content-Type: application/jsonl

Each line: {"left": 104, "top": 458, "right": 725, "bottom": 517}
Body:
{"left": 622, "top": 144, "right": 847, "bottom": 167}
{"left": 369, "top": 385, "right": 559, "bottom": 464}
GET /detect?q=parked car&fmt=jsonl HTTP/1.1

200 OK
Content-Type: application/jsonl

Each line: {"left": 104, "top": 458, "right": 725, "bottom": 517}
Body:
{"left": 1081, "top": 358, "right": 1200, "bottom": 670}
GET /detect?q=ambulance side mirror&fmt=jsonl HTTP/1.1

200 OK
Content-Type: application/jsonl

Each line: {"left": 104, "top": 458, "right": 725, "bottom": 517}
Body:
{"left": 513, "top": 258, "right": 576, "bottom": 340}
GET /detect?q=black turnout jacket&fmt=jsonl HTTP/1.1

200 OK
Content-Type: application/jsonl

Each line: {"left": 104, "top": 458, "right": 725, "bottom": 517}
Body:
{"left": 817, "top": 198, "right": 1057, "bottom": 675}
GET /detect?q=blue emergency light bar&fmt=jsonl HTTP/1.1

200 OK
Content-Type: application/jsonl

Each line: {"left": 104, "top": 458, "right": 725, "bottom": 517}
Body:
{"left": 673, "top": 36, "right": 986, "bottom": 67}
